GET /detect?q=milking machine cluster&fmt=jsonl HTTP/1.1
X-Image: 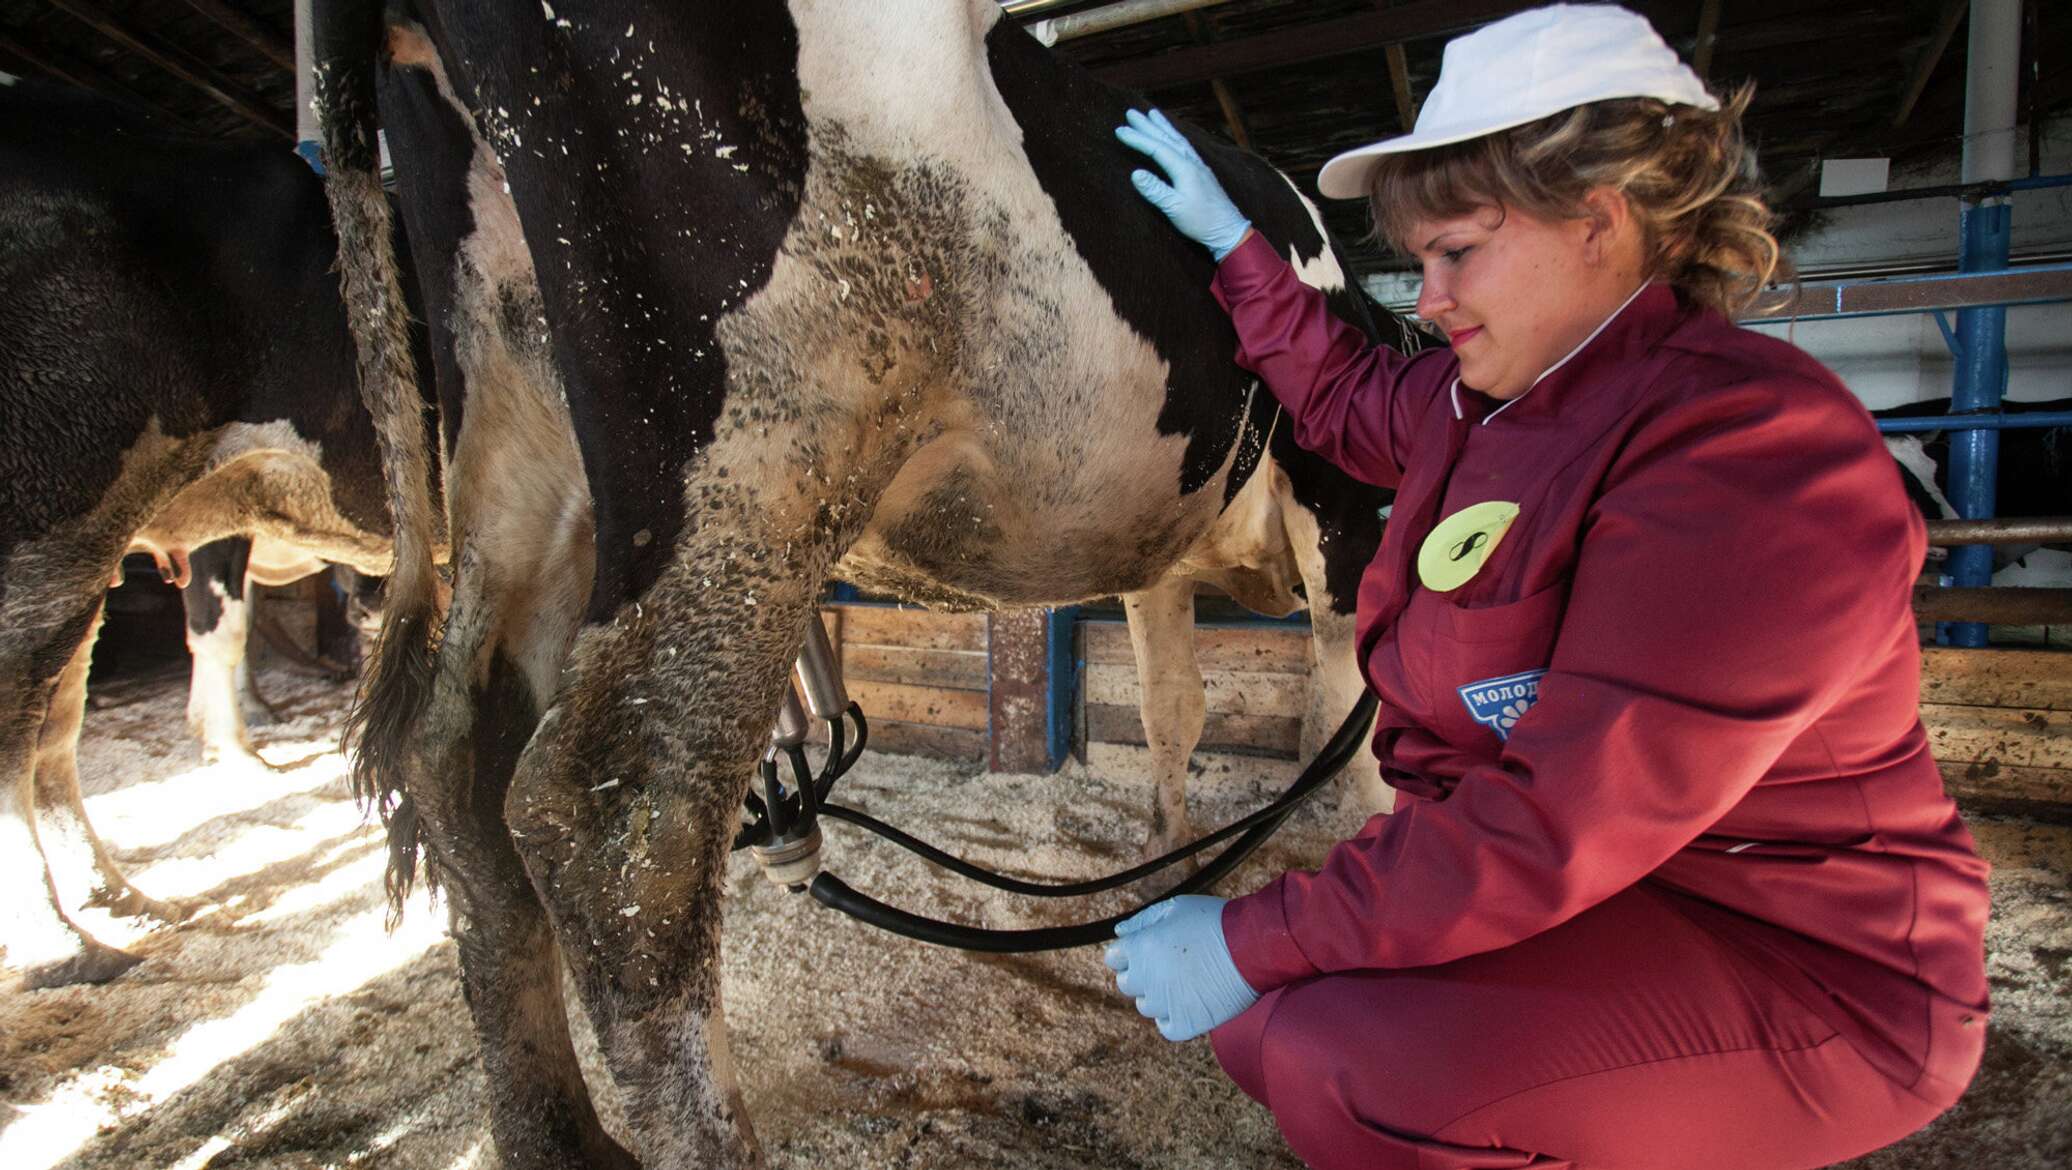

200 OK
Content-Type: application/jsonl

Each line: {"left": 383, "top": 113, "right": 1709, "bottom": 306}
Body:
{"left": 734, "top": 616, "right": 864, "bottom": 887}
{"left": 738, "top": 611, "right": 1378, "bottom": 954}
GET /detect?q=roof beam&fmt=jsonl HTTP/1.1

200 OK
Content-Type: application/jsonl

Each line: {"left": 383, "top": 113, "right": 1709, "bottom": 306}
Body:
{"left": 43, "top": 0, "right": 292, "bottom": 136}
{"left": 1692, "top": 0, "right": 1723, "bottom": 79}
{"left": 1094, "top": 0, "right": 1531, "bottom": 92}
{"left": 179, "top": 0, "right": 294, "bottom": 71}
{"left": 1384, "top": 42, "right": 1417, "bottom": 130}
{"left": 1184, "top": 10, "right": 1250, "bottom": 148}
{"left": 1374, "top": 2, "right": 1419, "bottom": 131}
{"left": 1894, "top": 0, "right": 1969, "bottom": 128}
{"left": 0, "top": 28, "right": 199, "bottom": 127}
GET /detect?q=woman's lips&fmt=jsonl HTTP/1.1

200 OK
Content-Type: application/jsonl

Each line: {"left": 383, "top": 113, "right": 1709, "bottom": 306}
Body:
{"left": 1448, "top": 325, "right": 1482, "bottom": 346}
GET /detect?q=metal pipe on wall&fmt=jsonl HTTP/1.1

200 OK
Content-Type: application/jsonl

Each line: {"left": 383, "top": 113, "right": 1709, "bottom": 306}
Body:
{"left": 1946, "top": 0, "right": 2024, "bottom": 647}
{"left": 1027, "top": 0, "right": 1238, "bottom": 46}
{"left": 293, "top": 0, "right": 318, "bottom": 169}
{"left": 1924, "top": 517, "right": 2072, "bottom": 546}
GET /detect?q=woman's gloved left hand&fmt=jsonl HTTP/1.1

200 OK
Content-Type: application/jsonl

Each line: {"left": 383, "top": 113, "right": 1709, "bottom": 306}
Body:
{"left": 1104, "top": 895, "right": 1260, "bottom": 1041}
{"left": 1114, "top": 108, "right": 1254, "bottom": 261}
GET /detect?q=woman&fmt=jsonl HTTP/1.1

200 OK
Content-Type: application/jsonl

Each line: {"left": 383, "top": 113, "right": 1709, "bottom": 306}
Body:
{"left": 1102, "top": 6, "right": 1990, "bottom": 1168}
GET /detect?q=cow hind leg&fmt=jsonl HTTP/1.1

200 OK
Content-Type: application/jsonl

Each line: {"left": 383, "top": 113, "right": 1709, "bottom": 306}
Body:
{"left": 505, "top": 529, "right": 844, "bottom": 1169}
{"left": 387, "top": 537, "right": 633, "bottom": 1170}
{"left": 0, "top": 599, "right": 143, "bottom": 988}
{"left": 32, "top": 606, "right": 190, "bottom": 926}
{"left": 1122, "top": 577, "right": 1206, "bottom": 863}
{"left": 439, "top": 631, "right": 635, "bottom": 1169}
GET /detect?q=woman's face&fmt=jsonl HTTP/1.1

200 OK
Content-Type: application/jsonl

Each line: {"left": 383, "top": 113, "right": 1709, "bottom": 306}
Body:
{"left": 1407, "top": 198, "right": 1639, "bottom": 400}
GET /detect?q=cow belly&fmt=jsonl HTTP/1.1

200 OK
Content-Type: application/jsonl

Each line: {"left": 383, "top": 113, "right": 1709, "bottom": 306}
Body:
{"left": 135, "top": 422, "right": 393, "bottom": 576}
{"left": 835, "top": 404, "right": 1232, "bottom": 606}
{"left": 710, "top": 148, "right": 1242, "bottom": 606}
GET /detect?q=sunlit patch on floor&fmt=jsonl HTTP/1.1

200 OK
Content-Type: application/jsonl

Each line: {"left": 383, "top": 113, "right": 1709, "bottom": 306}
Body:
{"left": 0, "top": 889, "right": 445, "bottom": 1170}
{"left": 81, "top": 746, "right": 349, "bottom": 852}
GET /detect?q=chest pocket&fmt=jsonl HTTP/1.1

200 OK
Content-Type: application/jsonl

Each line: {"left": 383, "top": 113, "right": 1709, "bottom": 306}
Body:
{"left": 1402, "top": 580, "right": 1570, "bottom": 751}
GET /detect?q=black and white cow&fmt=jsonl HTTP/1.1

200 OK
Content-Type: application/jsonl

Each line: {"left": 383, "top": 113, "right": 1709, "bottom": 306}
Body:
{"left": 1880, "top": 396, "right": 2072, "bottom": 581}
{"left": 313, "top": 3, "right": 1419, "bottom": 1164}
{"left": 0, "top": 79, "right": 425, "bottom": 989}
{"left": 178, "top": 535, "right": 368, "bottom": 765}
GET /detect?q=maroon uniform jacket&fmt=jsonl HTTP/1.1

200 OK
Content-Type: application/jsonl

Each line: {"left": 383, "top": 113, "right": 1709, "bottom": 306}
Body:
{"left": 1211, "top": 232, "right": 1991, "bottom": 1099}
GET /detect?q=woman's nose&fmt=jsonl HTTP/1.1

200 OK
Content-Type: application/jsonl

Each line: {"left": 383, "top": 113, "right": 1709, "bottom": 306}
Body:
{"left": 1415, "top": 277, "right": 1455, "bottom": 323}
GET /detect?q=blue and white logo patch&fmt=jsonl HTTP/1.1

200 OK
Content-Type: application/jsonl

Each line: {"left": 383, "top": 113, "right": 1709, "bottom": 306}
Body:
{"left": 1457, "top": 669, "right": 1546, "bottom": 742}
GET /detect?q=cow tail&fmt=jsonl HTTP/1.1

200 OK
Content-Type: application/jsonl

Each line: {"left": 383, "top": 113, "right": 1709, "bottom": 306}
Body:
{"left": 313, "top": 0, "right": 440, "bottom": 921}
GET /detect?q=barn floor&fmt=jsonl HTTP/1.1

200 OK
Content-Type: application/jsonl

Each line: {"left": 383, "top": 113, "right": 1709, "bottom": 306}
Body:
{"left": 1, "top": 668, "right": 2067, "bottom": 1170}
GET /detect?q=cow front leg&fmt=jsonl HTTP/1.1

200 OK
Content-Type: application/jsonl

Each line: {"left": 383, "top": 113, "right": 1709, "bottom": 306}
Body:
{"left": 1122, "top": 577, "right": 1206, "bottom": 862}
{"left": 507, "top": 557, "right": 825, "bottom": 1170}
{"left": 1303, "top": 601, "right": 1390, "bottom": 820}
{"left": 1282, "top": 502, "right": 1391, "bottom": 823}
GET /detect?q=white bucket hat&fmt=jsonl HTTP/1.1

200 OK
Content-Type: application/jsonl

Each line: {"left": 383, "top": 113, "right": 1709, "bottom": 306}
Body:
{"left": 1316, "top": 4, "right": 1718, "bottom": 199}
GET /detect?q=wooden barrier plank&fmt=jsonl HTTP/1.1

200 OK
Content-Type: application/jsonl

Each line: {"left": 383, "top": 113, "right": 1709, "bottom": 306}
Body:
{"left": 1912, "top": 584, "right": 2072, "bottom": 625}
{"left": 1084, "top": 703, "right": 1301, "bottom": 756}
{"left": 841, "top": 644, "right": 988, "bottom": 691}
{"left": 1920, "top": 647, "right": 2072, "bottom": 710}
{"left": 847, "top": 679, "right": 990, "bottom": 731}
{"left": 1939, "top": 761, "right": 2072, "bottom": 808}
{"left": 1082, "top": 621, "right": 1311, "bottom": 674}
{"left": 1083, "top": 662, "right": 1307, "bottom": 719}
{"left": 836, "top": 605, "right": 987, "bottom": 652}
{"left": 1921, "top": 703, "right": 2070, "bottom": 770}
{"left": 861, "top": 719, "right": 987, "bottom": 762}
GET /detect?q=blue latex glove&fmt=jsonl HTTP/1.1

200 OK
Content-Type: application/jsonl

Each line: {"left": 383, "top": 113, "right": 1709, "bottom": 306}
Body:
{"left": 1114, "top": 108, "right": 1254, "bottom": 261}
{"left": 1104, "top": 895, "right": 1260, "bottom": 1041}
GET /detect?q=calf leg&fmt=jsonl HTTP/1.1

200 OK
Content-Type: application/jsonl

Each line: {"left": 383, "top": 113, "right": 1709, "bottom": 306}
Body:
{"left": 1122, "top": 577, "right": 1206, "bottom": 860}
{"left": 0, "top": 599, "right": 141, "bottom": 988}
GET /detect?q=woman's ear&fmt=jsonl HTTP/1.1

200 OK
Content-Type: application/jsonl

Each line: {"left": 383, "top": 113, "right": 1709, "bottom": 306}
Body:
{"left": 1578, "top": 186, "right": 1633, "bottom": 266}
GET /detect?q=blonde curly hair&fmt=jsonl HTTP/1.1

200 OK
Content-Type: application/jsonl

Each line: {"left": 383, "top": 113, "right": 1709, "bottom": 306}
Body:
{"left": 1367, "top": 85, "right": 1787, "bottom": 317}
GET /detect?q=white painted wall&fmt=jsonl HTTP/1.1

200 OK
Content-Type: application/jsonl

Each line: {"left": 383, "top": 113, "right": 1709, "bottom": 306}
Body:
{"left": 1360, "top": 115, "right": 2072, "bottom": 412}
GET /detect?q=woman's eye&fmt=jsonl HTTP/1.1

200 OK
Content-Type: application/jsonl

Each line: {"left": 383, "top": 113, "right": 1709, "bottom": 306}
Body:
{"left": 1442, "top": 247, "right": 1471, "bottom": 263}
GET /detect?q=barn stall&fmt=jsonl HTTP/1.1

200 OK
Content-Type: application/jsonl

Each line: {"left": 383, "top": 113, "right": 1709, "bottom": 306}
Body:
{"left": 4, "top": 1, "right": 2072, "bottom": 1168}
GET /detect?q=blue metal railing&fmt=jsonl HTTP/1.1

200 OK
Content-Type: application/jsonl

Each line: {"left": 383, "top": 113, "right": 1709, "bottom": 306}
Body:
{"left": 1876, "top": 410, "right": 2072, "bottom": 434}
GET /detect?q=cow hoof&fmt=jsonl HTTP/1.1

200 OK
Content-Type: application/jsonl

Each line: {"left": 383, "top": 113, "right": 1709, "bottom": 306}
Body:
{"left": 201, "top": 746, "right": 291, "bottom": 774}
{"left": 21, "top": 941, "right": 143, "bottom": 990}
{"left": 1132, "top": 830, "right": 1202, "bottom": 901}
{"left": 1138, "top": 827, "right": 1199, "bottom": 867}
{"left": 98, "top": 887, "right": 201, "bottom": 925}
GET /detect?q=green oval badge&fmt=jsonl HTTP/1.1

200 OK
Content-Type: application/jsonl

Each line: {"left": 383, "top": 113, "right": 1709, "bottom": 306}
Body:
{"left": 1417, "top": 501, "right": 1520, "bottom": 592}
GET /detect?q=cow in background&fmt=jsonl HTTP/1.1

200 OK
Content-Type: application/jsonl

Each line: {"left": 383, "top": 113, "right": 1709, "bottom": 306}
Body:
{"left": 1880, "top": 396, "right": 2072, "bottom": 585}
{"left": 315, "top": 2, "right": 1422, "bottom": 1164}
{"left": 0, "top": 79, "right": 428, "bottom": 989}
{"left": 176, "top": 535, "right": 378, "bottom": 766}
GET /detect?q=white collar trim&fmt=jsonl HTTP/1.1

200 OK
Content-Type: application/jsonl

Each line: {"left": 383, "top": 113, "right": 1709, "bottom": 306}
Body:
{"left": 1450, "top": 281, "right": 1655, "bottom": 423}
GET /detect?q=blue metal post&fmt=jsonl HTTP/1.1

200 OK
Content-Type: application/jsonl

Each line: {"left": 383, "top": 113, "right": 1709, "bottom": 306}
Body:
{"left": 1946, "top": 201, "right": 2012, "bottom": 647}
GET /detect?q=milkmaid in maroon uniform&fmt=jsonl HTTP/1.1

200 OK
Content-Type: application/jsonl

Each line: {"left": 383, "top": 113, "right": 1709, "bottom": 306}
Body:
{"left": 1103, "top": 6, "right": 1991, "bottom": 1168}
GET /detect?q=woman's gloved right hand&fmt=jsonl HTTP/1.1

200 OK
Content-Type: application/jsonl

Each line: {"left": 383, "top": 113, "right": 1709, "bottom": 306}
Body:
{"left": 1114, "top": 107, "right": 1254, "bottom": 261}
